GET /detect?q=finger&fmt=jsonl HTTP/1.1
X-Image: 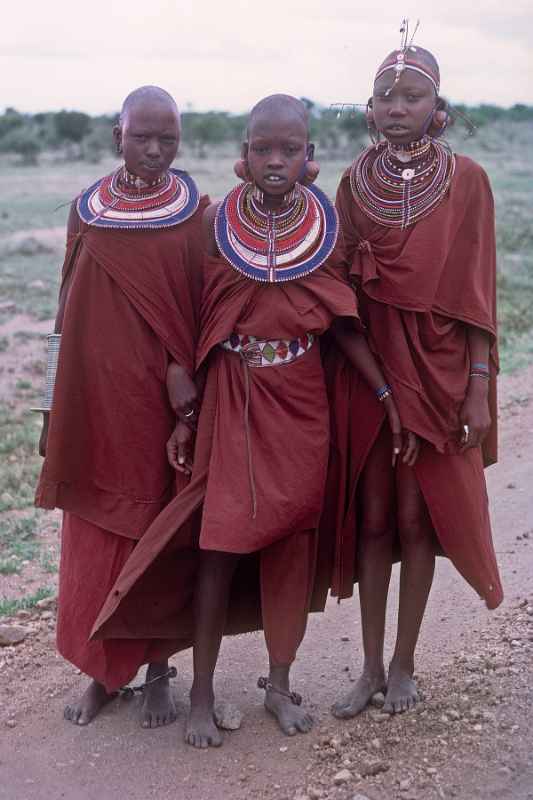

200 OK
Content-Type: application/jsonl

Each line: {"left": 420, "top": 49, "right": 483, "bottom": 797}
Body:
{"left": 392, "top": 434, "right": 402, "bottom": 467}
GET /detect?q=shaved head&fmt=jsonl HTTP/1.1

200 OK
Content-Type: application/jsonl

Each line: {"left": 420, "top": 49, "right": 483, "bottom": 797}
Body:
{"left": 247, "top": 94, "right": 309, "bottom": 139}
{"left": 120, "top": 85, "right": 180, "bottom": 126}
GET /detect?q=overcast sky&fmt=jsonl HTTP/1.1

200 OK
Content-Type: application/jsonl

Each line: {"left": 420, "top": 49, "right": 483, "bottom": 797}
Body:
{"left": 2, "top": 0, "right": 532, "bottom": 114}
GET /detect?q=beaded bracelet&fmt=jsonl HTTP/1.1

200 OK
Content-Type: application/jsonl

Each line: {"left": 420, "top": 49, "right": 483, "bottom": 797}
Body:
{"left": 376, "top": 384, "right": 393, "bottom": 402}
{"left": 471, "top": 362, "right": 489, "bottom": 371}
{"left": 469, "top": 371, "right": 490, "bottom": 380}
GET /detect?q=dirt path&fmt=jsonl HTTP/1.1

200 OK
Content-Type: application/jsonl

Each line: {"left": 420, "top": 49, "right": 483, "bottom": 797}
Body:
{"left": 0, "top": 360, "right": 532, "bottom": 800}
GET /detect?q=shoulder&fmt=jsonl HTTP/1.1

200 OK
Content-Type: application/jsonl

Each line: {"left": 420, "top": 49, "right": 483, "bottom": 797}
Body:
{"left": 453, "top": 154, "right": 492, "bottom": 190}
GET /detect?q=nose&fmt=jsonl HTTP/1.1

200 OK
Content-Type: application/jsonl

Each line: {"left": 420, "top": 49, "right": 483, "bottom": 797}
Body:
{"left": 388, "top": 97, "right": 407, "bottom": 117}
{"left": 146, "top": 137, "right": 162, "bottom": 159}
{"left": 266, "top": 149, "right": 284, "bottom": 169}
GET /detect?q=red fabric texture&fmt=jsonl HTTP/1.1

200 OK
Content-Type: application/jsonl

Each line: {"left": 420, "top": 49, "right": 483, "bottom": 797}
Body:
{"left": 57, "top": 513, "right": 177, "bottom": 692}
{"left": 36, "top": 198, "right": 208, "bottom": 537}
{"left": 92, "top": 237, "right": 360, "bottom": 641}
{"left": 323, "top": 154, "right": 503, "bottom": 607}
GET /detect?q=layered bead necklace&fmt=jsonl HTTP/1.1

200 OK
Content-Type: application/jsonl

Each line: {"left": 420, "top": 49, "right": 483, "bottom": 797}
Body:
{"left": 350, "top": 136, "right": 455, "bottom": 230}
{"left": 215, "top": 181, "right": 339, "bottom": 283}
{"left": 77, "top": 166, "right": 200, "bottom": 229}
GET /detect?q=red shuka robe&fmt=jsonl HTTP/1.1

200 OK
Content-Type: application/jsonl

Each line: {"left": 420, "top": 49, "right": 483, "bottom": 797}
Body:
{"left": 35, "top": 195, "right": 208, "bottom": 690}
{"left": 324, "top": 155, "right": 503, "bottom": 609}
{"left": 90, "top": 240, "right": 360, "bottom": 645}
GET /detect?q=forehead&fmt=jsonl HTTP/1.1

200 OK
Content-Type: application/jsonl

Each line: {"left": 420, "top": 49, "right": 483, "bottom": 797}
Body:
{"left": 374, "top": 68, "right": 435, "bottom": 96}
{"left": 248, "top": 110, "right": 308, "bottom": 140}
{"left": 122, "top": 100, "right": 180, "bottom": 132}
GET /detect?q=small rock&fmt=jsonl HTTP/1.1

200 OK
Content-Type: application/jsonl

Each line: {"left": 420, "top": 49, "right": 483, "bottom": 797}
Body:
{"left": 40, "top": 611, "right": 54, "bottom": 621}
{"left": 360, "top": 760, "right": 390, "bottom": 777}
{"left": 0, "top": 626, "right": 27, "bottom": 647}
{"left": 369, "top": 711, "right": 389, "bottom": 723}
{"left": 440, "top": 714, "right": 449, "bottom": 724}
{"left": 5, "top": 719, "right": 17, "bottom": 728}
{"left": 399, "top": 778, "right": 412, "bottom": 791}
{"left": 427, "top": 767, "right": 437, "bottom": 775}
{"left": 280, "top": 746, "right": 288, "bottom": 753}
{"left": 370, "top": 737, "right": 381, "bottom": 749}
{"left": 333, "top": 769, "right": 352, "bottom": 785}
{"left": 16, "top": 610, "right": 31, "bottom": 620}
{"left": 507, "top": 482, "right": 516, "bottom": 489}
{"left": 448, "top": 709, "right": 461, "bottom": 721}
{"left": 36, "top": 596, "right": 57, "bottom": 611}
{"left": 341, "top": 635, "right": 350, "bottom": 642}
{"left": 352, "top": 795, "right": 372, "bottom": 800}
{"left": 370, "top": 691, "right": 385, "bottom": 708}
{"left": 214, "top": 702, "right": 242, "bottom": 731}
{"left": 307, "top": 789, "right": 323, "bottom": 800}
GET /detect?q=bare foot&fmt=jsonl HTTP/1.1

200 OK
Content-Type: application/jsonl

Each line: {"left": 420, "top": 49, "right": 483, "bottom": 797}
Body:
{"left": 383, "top": 662, "right": 418, "bottom": 714}
{"left": 331, "top": 669, "right": 386, "bottom": 719}
{"left": 264, "top": 688, "right": 313, "bottom": 736}
{"left": 185, "top": 689, "right": 223, "bottom": 749}
{"left": 140, "top": 663, "right": 178, "bottom": 729}
{"left": 64, "top": 680, "right": 116, "bottom": 726}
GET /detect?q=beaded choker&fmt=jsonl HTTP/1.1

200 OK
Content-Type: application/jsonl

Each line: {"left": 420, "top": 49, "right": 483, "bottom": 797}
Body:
{"left": 77, "top": 167, "right": 200, "bottom": 229}
{"left": 215, "top": 182, "right": 339, "bottom": 283}
{"left": 350, "top": 136, "right": 455, "bottom": 229}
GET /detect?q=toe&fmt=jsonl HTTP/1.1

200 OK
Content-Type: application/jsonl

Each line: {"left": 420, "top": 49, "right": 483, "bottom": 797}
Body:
{"left": 64, "top": 706, "right": 72, "bottom": 721}
{"left": 141, "top": 712, "right": 152, "bottom": 729}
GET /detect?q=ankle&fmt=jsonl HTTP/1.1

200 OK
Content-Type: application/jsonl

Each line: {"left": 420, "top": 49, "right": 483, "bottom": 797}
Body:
{"left": 389, "top": 655, "right": 415, "bottom": 676}
{"left": 361, "top": 661, "right": 386, "bottom": 681}
{"left": 268, "top": 664, "right": 291, "bottom": 691}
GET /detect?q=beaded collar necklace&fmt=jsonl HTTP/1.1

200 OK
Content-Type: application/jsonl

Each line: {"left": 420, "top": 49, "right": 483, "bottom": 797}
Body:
{"left": 350, "top": 136, "right": 455, "bottom": 230}
{"left": 77, "top": 166, "right": 200, "bottom": 229}
{"left": 215, "top": 181, "right": 339, "bottom": 283}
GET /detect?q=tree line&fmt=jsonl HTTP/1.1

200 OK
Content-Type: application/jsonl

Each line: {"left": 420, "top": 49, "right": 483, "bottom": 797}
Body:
{"left": 1, "top": 101, "right": 532, "bottom": 165}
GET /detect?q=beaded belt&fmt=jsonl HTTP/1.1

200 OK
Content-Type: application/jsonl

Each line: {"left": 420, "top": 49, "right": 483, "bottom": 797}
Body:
{"left": 220, "top": 333, "right": 315, "bottom": 368}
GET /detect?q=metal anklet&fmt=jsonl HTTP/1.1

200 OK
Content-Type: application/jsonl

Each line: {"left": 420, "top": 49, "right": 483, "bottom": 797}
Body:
{"left": 120, "top": 666, "right": 177, "bottom": 699}
{"left": 257, "top": 676, "right": 302, "bottom": 706}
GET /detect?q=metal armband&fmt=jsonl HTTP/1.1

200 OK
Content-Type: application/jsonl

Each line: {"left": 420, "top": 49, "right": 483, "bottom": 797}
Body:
{"left": 32, "top": 334, "right": 62, "bottom": 412}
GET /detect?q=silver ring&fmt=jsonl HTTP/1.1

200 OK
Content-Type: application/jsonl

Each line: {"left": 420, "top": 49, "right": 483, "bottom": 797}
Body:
{"left": 462, "top": 424, "right": 470, "bottom": 442}
{"left": 183, "top": 407, "right": 195, "bottom": 419}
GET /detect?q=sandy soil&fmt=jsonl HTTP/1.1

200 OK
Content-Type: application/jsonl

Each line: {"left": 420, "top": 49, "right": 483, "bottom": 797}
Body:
{"left": 0, "top": 334, "right": 531, "bottom": 800}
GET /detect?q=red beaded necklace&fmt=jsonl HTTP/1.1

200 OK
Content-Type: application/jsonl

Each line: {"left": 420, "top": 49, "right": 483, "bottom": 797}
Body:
{"left": 350, "top": 136, "right": 455, "bottom": 229}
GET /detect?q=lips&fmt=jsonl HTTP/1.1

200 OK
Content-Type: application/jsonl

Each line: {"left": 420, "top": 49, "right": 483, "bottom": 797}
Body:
{"left": 263, "top": 174, "right": 286, "bottom": 184}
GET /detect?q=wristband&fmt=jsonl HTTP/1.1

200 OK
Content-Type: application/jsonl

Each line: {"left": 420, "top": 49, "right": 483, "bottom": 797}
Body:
{"left": 32, "top": 334, "right": 62, "bottom": 412}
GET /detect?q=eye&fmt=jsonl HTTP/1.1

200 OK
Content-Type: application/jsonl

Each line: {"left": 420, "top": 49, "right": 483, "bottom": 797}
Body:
{"left": 252, "top": 145, "right": 268, "bottom": 154}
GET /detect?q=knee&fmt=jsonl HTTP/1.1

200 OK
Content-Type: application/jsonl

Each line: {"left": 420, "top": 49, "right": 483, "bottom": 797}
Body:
{"left": 397, "top": 510, "right": 433, "bottom": 550}
{"left": 359, "top": 513, "right": 394, "bottom": 548}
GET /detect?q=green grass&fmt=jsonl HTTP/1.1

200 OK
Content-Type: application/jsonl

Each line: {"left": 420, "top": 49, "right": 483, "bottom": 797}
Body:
{"left": 0, "top": 514, "right": 41, "bottom": 574}
{"left": 0, "top": 404, "right": 43, "bottom": 511}
{"left": 0, "top": 586, "right": 54, "bottom": 617}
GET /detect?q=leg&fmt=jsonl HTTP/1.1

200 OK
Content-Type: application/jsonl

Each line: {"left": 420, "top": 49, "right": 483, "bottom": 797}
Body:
{"left": 261, "top": 530, "right": 315, "bottom": 736}
{"left": 186, "top": 550, "right": 239, "bottom": 748}
{"left": 140, "top": 661, "right": 177, "bottom": 729}
{"left": 384, "top": 464, "right": 436, "bottom": 714}
{"left": 332, "top": 424, "right": 395, "bottom": 718}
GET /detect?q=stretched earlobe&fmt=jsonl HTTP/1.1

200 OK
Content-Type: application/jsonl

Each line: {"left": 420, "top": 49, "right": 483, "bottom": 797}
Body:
{"left": 234, "top": 158, "right": 251, "bottom": 181}
{"left": 303, "top": 160, "right": 320, "bottom": 185}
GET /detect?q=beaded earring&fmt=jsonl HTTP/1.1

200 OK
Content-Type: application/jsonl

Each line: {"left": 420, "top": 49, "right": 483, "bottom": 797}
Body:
{"left": 366, "top": 99, "right": 380, "bottom": 146}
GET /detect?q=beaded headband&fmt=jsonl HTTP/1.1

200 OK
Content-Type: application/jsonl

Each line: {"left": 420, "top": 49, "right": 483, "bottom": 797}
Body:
{"left": 374, "top": 19, "right": 440, "bottom": 96}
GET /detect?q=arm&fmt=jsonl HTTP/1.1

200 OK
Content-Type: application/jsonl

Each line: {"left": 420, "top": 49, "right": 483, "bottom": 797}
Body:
{"left": 332, "top": 319, "right": 418, "bottom": 466}
{"left": 202, "top": 201, "right": 220, "bottom": 257}
{"left": 459, "top": 325, "right": 491, "bottom": 450}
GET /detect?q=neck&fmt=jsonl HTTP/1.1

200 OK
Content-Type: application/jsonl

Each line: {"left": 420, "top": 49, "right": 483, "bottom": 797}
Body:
{"left": 386, "top": 135, "right": 431, "bottom": 163}
{"left": 251, "top": 182, "right": 300, "bottom": 213}
{"left": 119, "top": 165, "right": 167, "bottom": 191}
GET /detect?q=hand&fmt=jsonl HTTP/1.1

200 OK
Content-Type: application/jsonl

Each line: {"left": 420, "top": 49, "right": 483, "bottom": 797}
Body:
{"left": 166, "top": 421, "right": 194, "bottom": 474}
{"left": 166, "top": 363, "right": 198, "bottom": 425}
{"left": 382, "top": 396, "right": 403, "bottom": 467}
{"left": 459, "top": 381, "right": 491, "bottom": 451}
{"left": 401, "top": 430, "right": 421, "bottom": 467}
{"left": 39, "top": 412, "right": 49, "bottom": 457}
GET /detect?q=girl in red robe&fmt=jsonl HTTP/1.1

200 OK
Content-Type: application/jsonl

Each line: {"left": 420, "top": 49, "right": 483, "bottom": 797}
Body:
{"left": 327, "top": 38, "right": 503, "bottom": 720}
{"left": 92, "top": 94, "right": 414, "bottom": 748}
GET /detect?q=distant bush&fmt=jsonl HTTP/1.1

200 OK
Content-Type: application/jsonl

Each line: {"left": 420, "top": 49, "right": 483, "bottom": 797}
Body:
{"left": 0, "top": 125, "right": 41, "bottom": 165}
{"left": 54, "top": 110, "right": 92, "bottom": 144}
